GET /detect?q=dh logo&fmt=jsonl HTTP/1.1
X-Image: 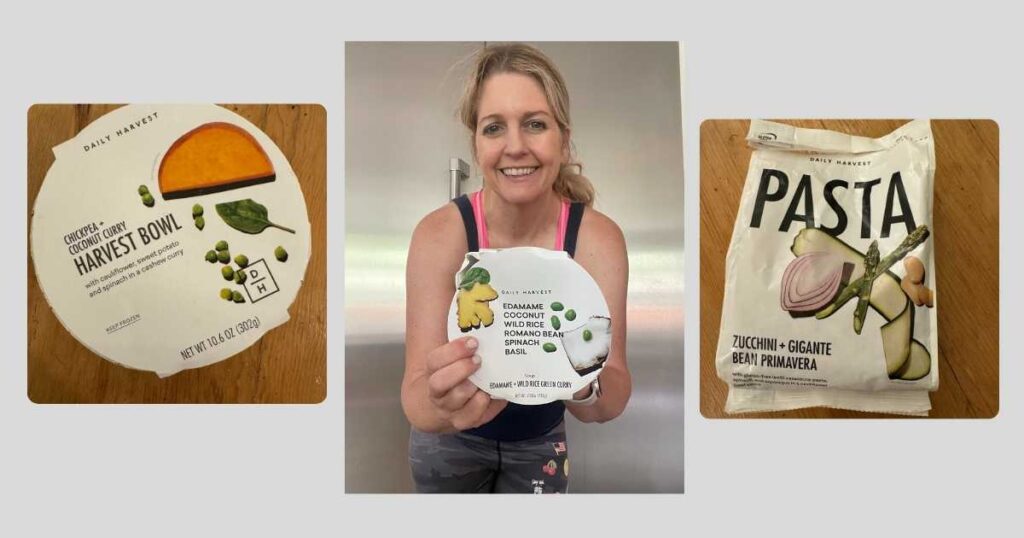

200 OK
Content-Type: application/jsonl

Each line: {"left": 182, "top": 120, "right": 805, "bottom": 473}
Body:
{"left": 241, "top": 259, "right": 280, "bottom": 303}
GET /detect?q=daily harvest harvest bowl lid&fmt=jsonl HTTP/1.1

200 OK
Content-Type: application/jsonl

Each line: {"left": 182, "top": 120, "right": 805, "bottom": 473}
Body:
{"left": 30, "top": 104, "right": 312, "bottom": 377}
{"left": 446, "top": 247, "right": 611, "bottom": 405}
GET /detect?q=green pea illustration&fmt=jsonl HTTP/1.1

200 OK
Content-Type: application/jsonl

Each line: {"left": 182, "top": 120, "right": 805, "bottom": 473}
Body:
{"left": 232, "top": 291, "right": 245, "bottom": 303}
{"left": 137, "top": 185, "right": 149, "bottom": 195}
{"left": 550, "top": 302, "right": 564, "bottom": 311}
{"left": 219, "top": 288, "right": 232, "bottom": 300}
{"left": 551, "top": 316, "right": 561, "bottom": 330}
{"left": 275, "top": 246, "right": 288, "bottom": 262}
{"left": 217, "top": 250, "right": 230, "bottom": 264}
{"left": 565, "top": 309, "right": 576, "bottom": 321}
{"left": 221, "top": 266, "right": 235, "bottom": 281}
{"left": 215, "top": 240, "right": 229, "bottom": 252}
{"left": 234, "top": 270, "right": 247, "bottom": 284}
{"left": 543, "top": 342, "right": 557, "bottom": 353}
{"left": 141, "top": 193, "right": 155, "bottom": 207}
{"left": 205, "top": 250, "right": 217, "bottom": 263}
{"left": 234, "top": 254, "right": 249, "bottom": 268}
{"left": 194, "top": 216, "right": 205, "bottom": 230}
{"left": 583, "top": 329, "right": 593, "bottom": 342}
{"left": 192, "top": 204, "right": 204, "bottom": 218}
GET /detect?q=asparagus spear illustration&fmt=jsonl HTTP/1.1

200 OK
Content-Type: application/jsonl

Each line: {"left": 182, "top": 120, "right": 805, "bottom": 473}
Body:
{"left": 816, "top": 225, "right": 930, "bottom": 319}
{"left": 853, "top": 240, "right": 879, "bottom": 334}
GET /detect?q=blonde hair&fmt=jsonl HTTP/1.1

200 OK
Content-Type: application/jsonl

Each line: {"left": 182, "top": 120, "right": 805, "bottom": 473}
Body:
{"left": 458, "top": 43, "right": 595, "bottom": 206}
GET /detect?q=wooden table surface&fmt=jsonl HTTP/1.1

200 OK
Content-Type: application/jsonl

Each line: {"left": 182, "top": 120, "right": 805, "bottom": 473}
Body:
{"left": 27, "top": 104, "right": 326, "bottom": 403}
{"left": 700, "top": 120, "right": 999, "bottom": 418}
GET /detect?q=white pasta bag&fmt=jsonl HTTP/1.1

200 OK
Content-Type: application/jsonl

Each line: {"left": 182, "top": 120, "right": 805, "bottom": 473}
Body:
{"left": 715, "top": 120, "right": 938, "bottom": 415}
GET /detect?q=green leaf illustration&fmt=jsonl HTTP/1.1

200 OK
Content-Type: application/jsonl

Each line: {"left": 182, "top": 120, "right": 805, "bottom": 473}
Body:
{"left": 458, "top": 267, "right": 490, "bottom": 290}
{"left": 215, "top": 199, "right": 296, "bottom": 235}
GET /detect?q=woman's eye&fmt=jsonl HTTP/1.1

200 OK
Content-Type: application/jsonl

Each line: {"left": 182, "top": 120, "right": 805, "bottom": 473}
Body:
{"left": 482, "top": 123, "right": 503, "bottom": 136}
{"left": 526, "top": 120, "right": 547, "bottom": 131}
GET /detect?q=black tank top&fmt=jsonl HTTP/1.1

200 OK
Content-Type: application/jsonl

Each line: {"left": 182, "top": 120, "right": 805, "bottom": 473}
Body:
{"left": 452, "top": 194, "right": 586, "bottom": 442}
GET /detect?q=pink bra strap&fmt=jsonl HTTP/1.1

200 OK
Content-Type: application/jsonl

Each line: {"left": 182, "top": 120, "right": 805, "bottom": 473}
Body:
{"left": 554, "top": 198, "right": 569, "bottom": 251}
{"left": 470, "top": 190, "right": 569, "bottom": 250}
{"left": 471, "top": 190, "right": 489, "bottom": 249}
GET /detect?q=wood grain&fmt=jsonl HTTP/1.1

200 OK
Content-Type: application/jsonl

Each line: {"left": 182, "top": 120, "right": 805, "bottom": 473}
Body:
{"left": 700, "top": 119, "right": 999, "bottom": 418}
{"left": 27, "top": 104, "right": 326, "bottom": 403}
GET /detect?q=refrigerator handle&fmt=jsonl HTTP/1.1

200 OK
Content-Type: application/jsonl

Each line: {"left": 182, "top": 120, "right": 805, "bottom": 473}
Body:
{"left": 449, "top": 157, "right": 470, "bottom": 199}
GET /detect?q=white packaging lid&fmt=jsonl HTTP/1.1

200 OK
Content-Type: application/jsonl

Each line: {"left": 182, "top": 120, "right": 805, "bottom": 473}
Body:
{"left": 446, "top": 247, "right": 611, "bottom": 405}
{"left": 30, "top": 105, "right": 311, "bottom": 376}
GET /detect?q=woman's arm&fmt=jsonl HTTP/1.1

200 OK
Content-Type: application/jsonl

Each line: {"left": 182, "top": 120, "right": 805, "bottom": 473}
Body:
{"left": 401, "top": 204, "right": 507, "bottom": 432}
{"left": 565, "top": 209, "right": 632, "bottom": 423}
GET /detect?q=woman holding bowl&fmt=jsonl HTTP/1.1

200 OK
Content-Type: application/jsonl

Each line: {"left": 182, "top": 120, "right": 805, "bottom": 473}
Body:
{"left": 402, "top": 43, "right": 631, "bottom": 493}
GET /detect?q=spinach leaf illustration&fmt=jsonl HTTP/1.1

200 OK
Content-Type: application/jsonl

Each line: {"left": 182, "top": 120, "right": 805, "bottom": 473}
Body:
{"left": 458, "top": 267, "right": 490, "bottom": 290}
{"left": 215, "top": 199, "right": 296, "bottom": 234}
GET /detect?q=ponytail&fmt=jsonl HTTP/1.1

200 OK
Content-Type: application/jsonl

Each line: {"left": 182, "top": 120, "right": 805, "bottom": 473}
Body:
{"left": 554, "top": 162, "right": 594, "bottom": 206}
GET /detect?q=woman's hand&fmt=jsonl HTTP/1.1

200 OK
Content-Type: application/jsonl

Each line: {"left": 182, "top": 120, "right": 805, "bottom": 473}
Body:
{"left": 403, "top": 205, "right": 503, "bottom": 433}
{"left": 571, "top": 383, "right": 594, "bottom": 401}
{"left": 424, "top": 336, "right": 507, "bottom": 431}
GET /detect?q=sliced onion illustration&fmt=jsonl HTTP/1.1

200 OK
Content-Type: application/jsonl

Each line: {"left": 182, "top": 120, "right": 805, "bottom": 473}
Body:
{"left": 780, "top": 252, "right": 849, "bottom": 314}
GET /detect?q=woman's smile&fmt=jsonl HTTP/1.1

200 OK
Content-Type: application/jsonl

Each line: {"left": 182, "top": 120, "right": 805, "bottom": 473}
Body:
{"left": 498, "top": 166, "right": 541, "bottom": 181}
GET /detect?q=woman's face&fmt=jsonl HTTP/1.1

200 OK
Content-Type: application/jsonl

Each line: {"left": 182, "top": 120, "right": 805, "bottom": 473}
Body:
{"left": 474, "top": 72, "right": 567, "bottom": 205}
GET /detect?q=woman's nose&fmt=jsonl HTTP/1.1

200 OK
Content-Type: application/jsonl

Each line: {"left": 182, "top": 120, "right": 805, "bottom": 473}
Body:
{"left": 503, "top": 128, "right": 528, "bottom": 157}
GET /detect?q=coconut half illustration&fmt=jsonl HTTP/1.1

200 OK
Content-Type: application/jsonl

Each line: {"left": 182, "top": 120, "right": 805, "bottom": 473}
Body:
{"left": 561, "top": 316, "right": 611, "bottom": 376}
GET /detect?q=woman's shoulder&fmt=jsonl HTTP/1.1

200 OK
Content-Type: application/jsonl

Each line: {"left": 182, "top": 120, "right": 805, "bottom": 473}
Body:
{"left": 577, "top": 206, "right": 626, "bottom": 257}
{"left": 409, "top": 201, "right": 469, "bottom": 266}
{"left": 413, "top": 201, "right": 463, "bottom": 239}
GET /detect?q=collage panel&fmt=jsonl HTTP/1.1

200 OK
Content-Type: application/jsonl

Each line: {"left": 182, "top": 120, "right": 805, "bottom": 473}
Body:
{"left": 345, "top": 42, "right": 684, "bottom": 493}
{"left": 700, "top": 119, "right": 998, "bottom": 418}
{"left": 27, "top": 104, "right": 327, "bottom": 403}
